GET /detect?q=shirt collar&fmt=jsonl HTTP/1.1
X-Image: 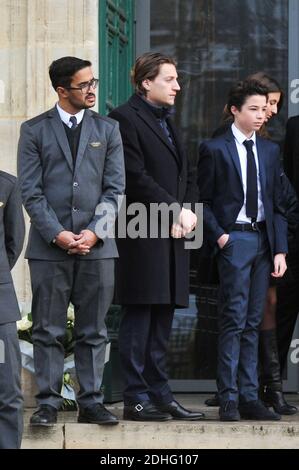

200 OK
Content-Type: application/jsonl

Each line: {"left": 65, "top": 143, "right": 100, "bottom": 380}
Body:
{"left": 56, "top": 103, "right": 85, "bottom": 127}
{"left": 231, "top": 123, "right": 256, "bottom": 146}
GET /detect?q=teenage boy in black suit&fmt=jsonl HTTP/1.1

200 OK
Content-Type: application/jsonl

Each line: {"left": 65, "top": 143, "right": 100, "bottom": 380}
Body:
{"left": 198, "top": 80, "right": 288, "bottom": 421}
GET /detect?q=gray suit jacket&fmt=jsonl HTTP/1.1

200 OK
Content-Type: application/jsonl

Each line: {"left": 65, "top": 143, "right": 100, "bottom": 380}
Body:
{"left": 17, "top": 107, "right": 125, "bottom": 260}
{"left": 0, "top": 171, "right": 25, "bottom": 324}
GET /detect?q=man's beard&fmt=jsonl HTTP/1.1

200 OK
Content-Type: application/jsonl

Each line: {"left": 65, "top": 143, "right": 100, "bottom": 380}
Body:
{"left": 70, "top": 94, "right": 95, "bottom": 110}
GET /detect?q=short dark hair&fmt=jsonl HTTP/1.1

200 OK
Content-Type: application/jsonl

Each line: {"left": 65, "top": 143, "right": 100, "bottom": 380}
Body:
{"left": 131, "top": 52, "right": 176, "bottom": 95}
{"left": 49, "top": 56, "right": 92, "bottom": 90}
{"left": 227, "top": 79, "right": 269, "bottom": 115}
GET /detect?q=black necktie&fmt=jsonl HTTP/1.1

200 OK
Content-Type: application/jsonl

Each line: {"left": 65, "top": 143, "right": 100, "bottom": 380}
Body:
{"left": 69, "top": 116, "right": 78, "bottom": 130}
{"left": 243, "top": 139, "right": 258, "bottom": 220}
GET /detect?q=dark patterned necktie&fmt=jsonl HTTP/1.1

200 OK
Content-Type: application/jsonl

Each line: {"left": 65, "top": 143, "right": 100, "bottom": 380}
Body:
{"left": 158, "top": 118, "right": 174, "bottom": 145}
{"left": 243, "top": 139, "right": 258, "bottom": 220}
{"left": 69, "top": 116, "right": 78, "bottom": 130}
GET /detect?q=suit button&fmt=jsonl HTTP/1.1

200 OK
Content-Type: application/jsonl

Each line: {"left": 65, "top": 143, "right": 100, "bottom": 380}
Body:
{"left": 73, "top": 207, "right": 78, "bottom": 212}
{"left": 73, "top": 182, "right": 78, "bottom": 187}
{"left": 178, "top": 176, "right": 182, "bottom": 182}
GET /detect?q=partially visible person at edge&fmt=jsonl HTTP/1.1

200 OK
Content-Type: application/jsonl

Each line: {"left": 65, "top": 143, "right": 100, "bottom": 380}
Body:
{"left": 109, "top": 52, "right": 205, "bottom": 422}
{"left": 203, "top": 73, "right": 298, "bottom": 415}
{"left": 276, "top": 114, "right": 299, "bottom": 387}
{"left": 0, "top": 170, "right": 25, "bottom": 448}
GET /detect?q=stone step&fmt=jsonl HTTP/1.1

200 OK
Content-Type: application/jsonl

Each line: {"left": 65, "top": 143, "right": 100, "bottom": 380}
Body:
{"left": 22, "top": 419, "right": 299, "bottom": 449}
{"left": 22, "top": 395, "right": 299, "bottom": 449}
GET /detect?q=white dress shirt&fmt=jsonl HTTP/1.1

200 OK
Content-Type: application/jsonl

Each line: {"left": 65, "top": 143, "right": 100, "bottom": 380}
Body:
{"left": 231, "top": 123, "right": 265, "bottom": 223}
{"left": 56, "top": 103, "right": 85, "bottom": 127}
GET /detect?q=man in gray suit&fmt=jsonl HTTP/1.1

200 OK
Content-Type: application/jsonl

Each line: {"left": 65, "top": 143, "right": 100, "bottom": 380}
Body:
{"left": 17, "top": 56, "right": 125, "bottom": 426}
{"left": 0, "top": 170, "right": 25, "bottom": 448}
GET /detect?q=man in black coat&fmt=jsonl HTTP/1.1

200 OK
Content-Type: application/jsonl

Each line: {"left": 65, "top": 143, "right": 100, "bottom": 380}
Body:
{"left": 109, "top": 52, "right": 204, "bottom": 421}
{"left": 0, "top": 170, "right": 25, "bottom": 448}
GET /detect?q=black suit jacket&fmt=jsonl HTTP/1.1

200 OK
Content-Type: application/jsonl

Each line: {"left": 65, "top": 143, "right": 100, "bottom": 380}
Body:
{"left": 109, "top": 93, "right": 198, "bottom": 307}
{"left": 198, "top": 129, "right": 288, "bottom": 258}
{"left": 0, "top": 171, "right": 25, "bottom": 324}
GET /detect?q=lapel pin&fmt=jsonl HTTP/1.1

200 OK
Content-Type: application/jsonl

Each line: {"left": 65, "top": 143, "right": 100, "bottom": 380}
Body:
{"left": 90, "top": 142, "right": 102, "bottom": 148}
{"left": 0, "top": 202, "right": 3, "bottom": 207}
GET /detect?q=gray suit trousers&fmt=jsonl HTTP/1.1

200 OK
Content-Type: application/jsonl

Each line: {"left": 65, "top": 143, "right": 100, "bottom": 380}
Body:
{"left": 0, "top": 322, "right": 23, "bottom": 449}
{"left": 29, "top": 258, "right": 114, "bottom": 409}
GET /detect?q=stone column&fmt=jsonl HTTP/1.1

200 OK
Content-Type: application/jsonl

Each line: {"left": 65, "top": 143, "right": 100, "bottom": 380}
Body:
{"left": 0, "top": 0, "right": 99, "bottom": 307}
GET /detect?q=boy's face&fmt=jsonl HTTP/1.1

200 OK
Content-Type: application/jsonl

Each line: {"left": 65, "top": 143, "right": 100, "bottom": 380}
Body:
{"left": 231, "top": 94, "right": 267, "bottom": 135}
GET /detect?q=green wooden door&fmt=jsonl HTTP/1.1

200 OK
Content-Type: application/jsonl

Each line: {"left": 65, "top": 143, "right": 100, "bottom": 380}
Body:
{"left": 99, "top": 0, "right": 135, "bottom": 115}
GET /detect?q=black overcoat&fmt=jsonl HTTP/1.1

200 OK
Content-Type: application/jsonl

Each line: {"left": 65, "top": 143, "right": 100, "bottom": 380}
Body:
{"left": 109, "top": 94, "right": 197, "bottom": 307}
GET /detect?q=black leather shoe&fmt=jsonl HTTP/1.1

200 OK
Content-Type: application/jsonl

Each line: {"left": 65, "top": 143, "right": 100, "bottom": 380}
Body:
{"left": 78, "top": 403, "right": 119, "bottom": 425}
{"left": 30, "top": 404, "right": 58, "bottom": 427}
{"left": 239, "top": 399, "right": 281, "bottom": 420}
{"left": 123, "top": 400, "right": 172, "bottom": 421}
{"left": 263, "top": 390, "right": 298, "bottom": 415}
{"left": 157, "top": 400, "right": 205, "bottom": 420}
{"left": 219, "top": 401, "right": 240, "bottom": 421}
{"left": 205, "top": 393, "right": 219, "bottom": 407}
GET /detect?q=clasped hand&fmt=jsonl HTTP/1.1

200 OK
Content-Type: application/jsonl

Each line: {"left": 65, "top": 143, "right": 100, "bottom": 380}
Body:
{"left": 55, "top": 229, "right": 98, "bottom": 255}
